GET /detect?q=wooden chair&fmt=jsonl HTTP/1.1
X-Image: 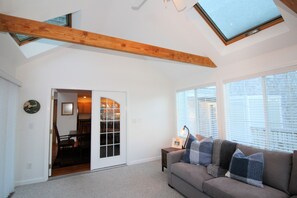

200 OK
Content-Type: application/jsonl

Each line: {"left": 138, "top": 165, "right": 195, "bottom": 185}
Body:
{"left": 53, "top": 123, "right": 75, "bottom": 165}
{"left": 77, "top": 133, "right": 91, "bottom": 162}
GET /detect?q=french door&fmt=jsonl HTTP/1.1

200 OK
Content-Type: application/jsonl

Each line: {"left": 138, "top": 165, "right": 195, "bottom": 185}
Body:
{"left": 91, "top": 91, "right": 127, "bottom": 170}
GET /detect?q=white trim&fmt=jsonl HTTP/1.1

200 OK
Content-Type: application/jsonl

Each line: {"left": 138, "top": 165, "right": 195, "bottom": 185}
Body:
{"left": 0, "top": 69, "right": 21, "bottom": 87}
{"left": 223, "top": 63, "right": 297, "bottom": 84}
{"left": 216, "top": 80, "right": 226, "bottom": 139}
{"left": 127, "top": 156, "right": 161, "bottom": 166}
{"left": 15, "top": 177, "right": 47, "bottom": 186}
{"left": 176, "top": 82, "right": 216, "bottom": 92}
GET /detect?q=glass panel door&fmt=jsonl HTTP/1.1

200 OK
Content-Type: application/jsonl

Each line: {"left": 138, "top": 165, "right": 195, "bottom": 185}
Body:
{"left": 91, "top": 91, "right": 126, "bottom": 170}
{"left": 100, "top": 97, "right": 121, "bottom": 158}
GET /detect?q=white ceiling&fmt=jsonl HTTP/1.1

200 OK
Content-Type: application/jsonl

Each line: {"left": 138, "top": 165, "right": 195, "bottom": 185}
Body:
{"left": 0, "top": 0, "right": 297, "bottom": 74}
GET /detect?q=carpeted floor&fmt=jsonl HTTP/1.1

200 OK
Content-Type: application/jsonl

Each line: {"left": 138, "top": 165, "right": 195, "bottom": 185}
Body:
{"left": 12, "top": 160, "right": 183, "bottom": 198}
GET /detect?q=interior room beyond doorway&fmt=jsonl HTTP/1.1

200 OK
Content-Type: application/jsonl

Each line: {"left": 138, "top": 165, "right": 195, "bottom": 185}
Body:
{"left": 51, "top": 89, "right": 92, "bottom": 177}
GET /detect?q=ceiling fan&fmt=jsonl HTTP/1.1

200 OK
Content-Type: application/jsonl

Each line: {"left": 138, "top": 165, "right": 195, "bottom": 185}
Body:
{"left": 131, "top": 0, "right": 187, "bottom": 12}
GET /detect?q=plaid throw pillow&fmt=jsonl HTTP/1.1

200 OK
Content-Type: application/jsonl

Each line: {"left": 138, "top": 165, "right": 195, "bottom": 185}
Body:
{"left": 183, "top": 136, "right": 213, "bottom": 166}
{"left": 227, "top": 149, "right": 264, "bottom": 188}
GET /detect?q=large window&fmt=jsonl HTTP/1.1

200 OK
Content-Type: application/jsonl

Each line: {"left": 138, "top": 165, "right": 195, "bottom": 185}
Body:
{"left": 176, "top": 86, "right": 218, "bottom": 138}
{"left": 225, "top": 70, "right": 297, "bottom": 152}
{"left": 194, "top": 0, "right": 283, "bottom": 45}
{"left": 10, "top": 14, "right": 71, "bottom": 46}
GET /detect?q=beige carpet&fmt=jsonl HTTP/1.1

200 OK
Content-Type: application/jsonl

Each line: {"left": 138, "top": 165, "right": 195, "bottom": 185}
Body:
{"left": 12, "top": 160, "right": 183, "bottom": 198}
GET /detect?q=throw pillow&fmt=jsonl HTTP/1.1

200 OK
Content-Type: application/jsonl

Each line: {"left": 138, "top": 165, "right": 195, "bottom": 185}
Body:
{"left": 183, "top": 134, "right": 197, "bottom": 150}
{"left": 227, "top": 149, "right": 264, "bottom": 188}
{"left": 196, "top": 134, "right": 206, "bottom": 141}
{"left": 183, "top": 136, "right": 213, "bottom": 166}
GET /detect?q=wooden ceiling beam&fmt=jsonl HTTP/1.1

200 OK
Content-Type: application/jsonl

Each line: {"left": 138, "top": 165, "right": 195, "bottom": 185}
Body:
{"left": 0, "top": 13, "right": 216, "bottom": 68}
{"left": 280, "top": 0, "right": 297, "bottom": 14}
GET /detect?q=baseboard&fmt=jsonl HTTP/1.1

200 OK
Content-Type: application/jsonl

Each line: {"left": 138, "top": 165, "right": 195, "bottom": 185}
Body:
{"left": 15, "top": 156, "right": 161, "bottom": 186}
{"left": 15, "top": 177, "right": 47, "bottom": 186}
{"left": 127, "top": 155, "right": 161, "bottom": 165}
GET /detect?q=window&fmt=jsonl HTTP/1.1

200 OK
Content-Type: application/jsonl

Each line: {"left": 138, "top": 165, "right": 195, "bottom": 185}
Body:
{"left": 225, "top": 70, "right": 297, "bottom": 152}
{"left": 10, "top": 14, "right": 71, "bottom": 46}
{"left": 194, "top": 0, "right": 283, "bottom": 45}
{"left": 176, "top": 86, "right": 218, "bottom": 138}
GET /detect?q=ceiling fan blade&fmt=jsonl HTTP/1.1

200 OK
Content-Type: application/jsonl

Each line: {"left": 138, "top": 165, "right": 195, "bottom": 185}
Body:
{"left": 172, "top": 0, "right": 186, "bottom": 11}
{"left": 131, "top": 0, "right": 148, "bottom": 10}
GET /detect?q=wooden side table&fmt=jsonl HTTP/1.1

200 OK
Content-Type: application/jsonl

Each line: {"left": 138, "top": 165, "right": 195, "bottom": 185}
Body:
{"left": 161, "top": 147, "right": 182, "bottom": 172}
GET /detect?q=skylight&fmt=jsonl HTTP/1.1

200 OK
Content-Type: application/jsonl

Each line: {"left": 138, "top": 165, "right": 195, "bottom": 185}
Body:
{"left": 10, "top": 14, "right": 71, "bottom": 45}
{"left": 195, "top": 0, "right": 283, "bottom": 45}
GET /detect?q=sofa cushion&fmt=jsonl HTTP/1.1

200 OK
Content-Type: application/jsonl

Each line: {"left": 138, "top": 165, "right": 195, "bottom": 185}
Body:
{"left": 212, "top": 139, "right": 223, "bottom": 166}
{"left": 238, "top": 144, "right": 292, "bottom": 193}
{"left": 220, "top": 140, "right": 237, "bottom": 169}
{"left": 289, "top": 151, "right": 297, "bottom": 195}
{"left": 183, "top": 137, "right": 213, "bottom": 166}
{"left": 227, "top": 148, "right": 264, "bottom": 188}
{"left": 207, "top": 164, "right": 227, "bottom": 178}
{"left": 203, "top": 177, "right": 289, "bottom": 198}
{"left": 171, "top": 162, "right": 213, "bottom": 191}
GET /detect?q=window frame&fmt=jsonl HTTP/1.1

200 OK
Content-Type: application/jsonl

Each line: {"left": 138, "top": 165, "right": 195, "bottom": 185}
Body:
{"left": 194, "top": 3, "right": 284, "bottom": 45}
{"left": 10, "top": 14, "right": 72, "bottom": 46}
{"left": 176, "top": 84, "right": 218, "bottom": 138}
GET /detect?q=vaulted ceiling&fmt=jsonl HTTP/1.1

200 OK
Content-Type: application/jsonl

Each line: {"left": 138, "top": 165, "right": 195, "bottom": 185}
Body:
{"left": 0, "top": 0, "right": 297, "bottom": 75}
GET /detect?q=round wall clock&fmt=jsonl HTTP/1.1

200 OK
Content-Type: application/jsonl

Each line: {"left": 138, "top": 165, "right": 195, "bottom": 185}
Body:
{"left": 23, "top": 100, "right": 41, "bottom": 114}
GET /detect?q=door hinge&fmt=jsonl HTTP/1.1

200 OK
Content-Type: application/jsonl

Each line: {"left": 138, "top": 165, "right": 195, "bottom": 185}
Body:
{"left": 49, "top": 164, "right": 52, "bottom": 169}
{"left": 50, "top": 129, "right": 53, "bottom": 135}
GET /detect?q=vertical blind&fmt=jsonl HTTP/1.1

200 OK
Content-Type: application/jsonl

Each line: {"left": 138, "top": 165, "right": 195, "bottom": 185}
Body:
{"left": 176, "top": 86, "right": 218, "bottom": 138}
{"left": 0, "top": 77, "right": 18, "bottom": 197}
{"left": 225, "top": 70, "right": 297, "bottom": 152}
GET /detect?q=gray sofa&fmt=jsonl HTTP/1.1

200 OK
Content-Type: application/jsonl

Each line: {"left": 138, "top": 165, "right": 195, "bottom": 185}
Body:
{"left": 167, "top": 139, "right": 297, "bottom": 198}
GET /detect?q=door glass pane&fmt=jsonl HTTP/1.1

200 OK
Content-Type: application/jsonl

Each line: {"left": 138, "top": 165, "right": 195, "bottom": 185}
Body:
{"left": 114, "top": 133, "right": 120, "bottom": 144}
{"left": 100, "top": 97, "right": 121, "bottom": 158}
{"left": 107, "top": 122, "right": 113, "bottom": 132}
{"left": 108, "top": 133, "right": 114, "bottom": 144}
{"left": 100, "top": 122, "right": 106, "bottom": 133}
{"left": 100, "top": 134, "right": 106, "bottom": 145}
{"left": 114, "top": 121, "right": 120, "bottom": 132}
{"left": 107, "top": 146, "right": 113, "bottom": 157}
{"left": 114, "top": 145, "right": 120, "bottom": 156}
{"left": 100, "top": 146, "right": 106, "bottom": 158}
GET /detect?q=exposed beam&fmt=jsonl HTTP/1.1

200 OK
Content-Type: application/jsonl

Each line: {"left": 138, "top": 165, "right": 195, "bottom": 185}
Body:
{"left": 0, "top": 13, "right": 216, "bottom": 68}
{"left": 280, "top": 0, "right": 297, "bottom": 14}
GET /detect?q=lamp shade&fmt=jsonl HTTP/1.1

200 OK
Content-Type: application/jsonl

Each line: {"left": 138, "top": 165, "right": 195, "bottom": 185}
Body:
{"left": 172, "top": 0, "right": 186, "bottom": 11}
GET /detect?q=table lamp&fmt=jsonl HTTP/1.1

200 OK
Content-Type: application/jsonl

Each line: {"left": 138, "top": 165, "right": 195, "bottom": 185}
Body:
{"left": 181, "top": 125, "right": 190, "bottom": 149}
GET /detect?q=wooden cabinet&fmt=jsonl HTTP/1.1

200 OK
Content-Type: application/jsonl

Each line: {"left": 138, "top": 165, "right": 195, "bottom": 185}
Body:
{"left": 78, "top": 102, "right": 91, "bottom": 114}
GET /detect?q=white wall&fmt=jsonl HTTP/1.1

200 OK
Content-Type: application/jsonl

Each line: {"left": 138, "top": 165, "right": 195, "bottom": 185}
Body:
{"left": 173, "top": 43, "right": 297, "bottom": 139}
{"left": 57, "top": 93, "right": 78, "bottom": 136}
{"left": 14, "top": 46, "right": 176, "bottom": 185}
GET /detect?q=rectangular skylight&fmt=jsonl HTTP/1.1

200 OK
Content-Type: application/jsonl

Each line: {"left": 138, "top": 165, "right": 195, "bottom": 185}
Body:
{"left": 10, "top": 14, "right": 71, "bottom": 45}
{"left": 195, "top": 0, "right": 283, "bottom": 44}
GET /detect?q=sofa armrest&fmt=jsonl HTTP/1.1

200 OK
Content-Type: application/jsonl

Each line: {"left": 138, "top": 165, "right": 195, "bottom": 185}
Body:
{"left": 167, "top": 150, "right": 185, "bottom": 171}
{"left": 167, "top": 149, "right": 185, "bottom": 186}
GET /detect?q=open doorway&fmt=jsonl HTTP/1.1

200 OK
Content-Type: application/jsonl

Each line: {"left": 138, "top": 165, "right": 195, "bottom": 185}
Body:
{"left": 50, "top": 89, "right": 92, "bottom": 177}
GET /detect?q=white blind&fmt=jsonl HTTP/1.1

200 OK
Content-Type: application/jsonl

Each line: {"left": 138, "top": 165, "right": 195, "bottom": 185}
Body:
{"left": 176, "top": 90, "right": 197, "bottom": 135}
{"left": 225, "top": 70, "right": 297, "bottom": 152}
{"left": 176, "top": 86, "right": 218, "bottom": 138}
{"left": 265, "top": 71, "right": 297, "bottom": 152}
{"left": 0, "top": 77, "right": 18, "bottom": 197}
